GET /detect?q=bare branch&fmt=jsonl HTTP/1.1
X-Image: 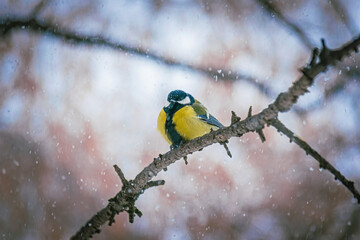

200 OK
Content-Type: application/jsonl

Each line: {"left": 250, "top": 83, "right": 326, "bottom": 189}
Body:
{"left": 29, "top": 0, "right": 49, "bottom": 17}
{"left": 0, "top": 17, "right": 274, "bottom": 98}
{"left": 71, "top": 37, "right": 360, "bottom": 239}
{"left": 269, "top": 118, "right": 360, "bottom": 203}
{"left": 1, "top": 16, "right": 333, "bottom": 117}
{"left": 71, "top": 165, "right": 164, "bottom": 239}
{"left": 253, "top": 0, "right": 357, "bottom": 115}
{"left": 255, "top": 0, "right": 313, "bottom": 49}
{"left": 329, "top": 0, "right": 358, "bottom": 36}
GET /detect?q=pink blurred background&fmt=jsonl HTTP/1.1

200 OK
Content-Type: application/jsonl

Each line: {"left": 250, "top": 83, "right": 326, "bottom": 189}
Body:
{"left": 0, "top": 0, "right": 360, "bottom": 239}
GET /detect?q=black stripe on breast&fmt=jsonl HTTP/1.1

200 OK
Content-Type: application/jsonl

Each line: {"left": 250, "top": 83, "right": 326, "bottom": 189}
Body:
{"left": 164, "top": 103, "right": 185, "bottom": 148}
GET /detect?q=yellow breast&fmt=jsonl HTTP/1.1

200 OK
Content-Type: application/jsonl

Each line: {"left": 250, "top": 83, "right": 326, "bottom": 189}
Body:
{"left": 172, "top": 105, "right": 219, "bottom": 141}
{"left": 157, "top": 108, "right": 172, "bottom": 144}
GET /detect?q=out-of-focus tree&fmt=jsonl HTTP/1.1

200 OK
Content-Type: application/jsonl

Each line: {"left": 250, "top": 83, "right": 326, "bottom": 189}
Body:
{"left": 0, "top": 0, "right": 359, "bottom": 239}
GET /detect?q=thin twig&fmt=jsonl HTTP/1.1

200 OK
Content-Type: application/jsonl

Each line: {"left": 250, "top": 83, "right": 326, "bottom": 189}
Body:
{"left": 329, "top": 0, "right": 358, "bottom": 36}
{"left": 220, "top": 141, "right": 232, "bottom": 158}
{"left": 29, "top": 0, "right": 49, "bottom": 17}
{"left": 143, "top": 180, "right": 166, "bottom": 190}
{"left": 268, "top": 118, "right": 360, "bottom": 203}
{"left": 255, "top": 0, "right": 313, "bottom": 49}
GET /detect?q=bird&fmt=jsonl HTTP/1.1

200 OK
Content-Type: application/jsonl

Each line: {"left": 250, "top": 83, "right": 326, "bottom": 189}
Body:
{"left": 157, "top": 90, "right": 223, "bottom": 149}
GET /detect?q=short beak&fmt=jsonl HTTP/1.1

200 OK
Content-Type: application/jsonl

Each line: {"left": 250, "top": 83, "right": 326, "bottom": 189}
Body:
{"left": 168, "top": 101, "right": 175, "bottom": 108}
{"left": 165, "top": 101, "right": 175, "bottom": 111}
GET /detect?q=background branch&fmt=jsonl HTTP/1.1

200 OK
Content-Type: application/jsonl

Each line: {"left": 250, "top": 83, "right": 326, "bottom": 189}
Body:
{"left": 329, "top": 0, "right": 358, "bottom": 36}
{"left": 254, "top": 0, "right": 314, "bottom": 49}
{"left": 29, "top": 0, "right": 49, "bottom": 17}
{"left": 0, "top": 15, "right": 342, "bottom": 119}
{"left": 0, "top": 17, "right": 275, "bottom": 98}
{"left": 2, "top": 14, "right": 342, "bottom": 118}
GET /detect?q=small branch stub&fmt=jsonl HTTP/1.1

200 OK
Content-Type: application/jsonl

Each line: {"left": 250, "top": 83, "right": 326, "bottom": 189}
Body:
{"left": 220, "top": 141, "right": 232, "bottom": 158}
{"left": 231, "top": 111, "right": 241, "bottom": 124}
{"left": 114, "top": 165, "right": 129, "bottom": 187}
{"left": 110, "top": 165, "right": 165, "bottom": 224}
{"left": 247, "top": 106, "right": 266, "bottom": 142}
{"left": 183, "top": 156, "right": 188, "bottom": 165}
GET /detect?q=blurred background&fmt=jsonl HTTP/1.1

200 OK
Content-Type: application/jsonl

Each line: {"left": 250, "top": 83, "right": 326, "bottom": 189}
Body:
{"left": 0, "top": 0, "right": 360, "bottom": 239}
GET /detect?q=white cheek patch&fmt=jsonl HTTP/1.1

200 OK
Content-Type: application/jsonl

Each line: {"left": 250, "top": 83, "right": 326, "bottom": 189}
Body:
{"left": 178, "top": 96, "right": 191, "bottom": 105}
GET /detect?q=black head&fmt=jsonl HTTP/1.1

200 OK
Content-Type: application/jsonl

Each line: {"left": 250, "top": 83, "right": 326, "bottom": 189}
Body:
{"left": 167, "top": 90, "right": 194, "bottom": 105}
{"left": 164, "top": 90, "right": 195, "bottom": 113}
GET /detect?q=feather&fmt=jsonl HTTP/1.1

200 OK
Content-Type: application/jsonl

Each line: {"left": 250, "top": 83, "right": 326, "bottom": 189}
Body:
{"left": 192, "top": 100, "right": 223, "bottom": 128}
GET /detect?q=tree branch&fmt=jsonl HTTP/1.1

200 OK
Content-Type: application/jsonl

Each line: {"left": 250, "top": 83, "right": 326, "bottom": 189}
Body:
{"left": 0, "top": 16, "right": 275, "bottom": 98}
{"left": 329, "top": 0, "right": 358, "bottom": 36}
{"left": 71, "top": 36, "right": 360, "bottom": 239}
{"left": 29, "top": 0, "right": 49, "bottom": 17}
{"left": 71, "top": 165, "right": 165, "bottom": 239}
{"left": 1, "top": 15, "right": 331, "bottom": 117}
{"left": 268, "top": 118, "right": 360, "bottom": 203}
{"left": 255, "top": 0, "right": 313, "bottom": 49}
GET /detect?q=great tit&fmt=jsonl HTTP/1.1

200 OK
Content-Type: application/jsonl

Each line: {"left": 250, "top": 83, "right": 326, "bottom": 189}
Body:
{"left": 157, "top": 90, "right": 223, "bottom": 149}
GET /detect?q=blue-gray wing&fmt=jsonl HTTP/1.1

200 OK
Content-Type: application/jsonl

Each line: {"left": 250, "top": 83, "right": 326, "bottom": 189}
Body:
{"left": 192, "top": 100, "right": 223, "bottom": 128}
{"left": 198, "top": 114, "right": 223, "bottom": 128}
